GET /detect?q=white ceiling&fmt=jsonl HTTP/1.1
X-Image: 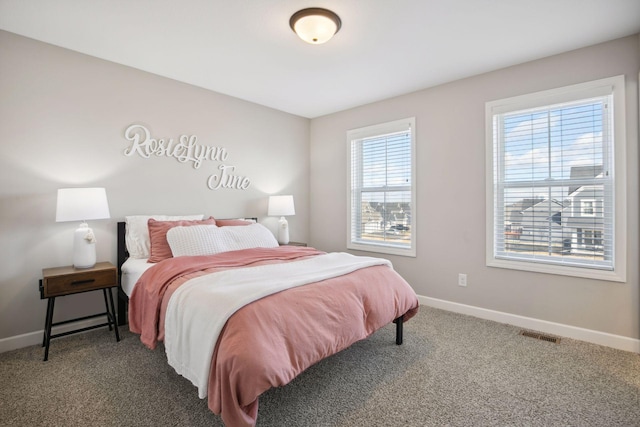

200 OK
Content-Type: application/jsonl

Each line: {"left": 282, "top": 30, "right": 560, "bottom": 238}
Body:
{"left": 1, "top": 0, "right": 639, "bottom": 118}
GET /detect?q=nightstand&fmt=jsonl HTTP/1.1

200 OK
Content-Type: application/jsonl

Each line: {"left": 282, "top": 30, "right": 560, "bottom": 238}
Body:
{"left": 39, "top": 261, "right": 120, "bottom": 361}
{"left": 280, "top": 241, "right": 307, "bottom": 247}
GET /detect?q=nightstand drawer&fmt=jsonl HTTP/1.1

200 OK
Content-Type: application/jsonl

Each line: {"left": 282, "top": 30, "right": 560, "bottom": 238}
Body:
{"left": 42, "top": 265, "right": 116, "bottom": 297}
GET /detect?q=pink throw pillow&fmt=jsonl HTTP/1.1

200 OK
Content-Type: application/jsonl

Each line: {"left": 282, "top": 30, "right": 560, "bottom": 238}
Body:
{"left": 147, "top": 217, "right": 216, "bottom": 262}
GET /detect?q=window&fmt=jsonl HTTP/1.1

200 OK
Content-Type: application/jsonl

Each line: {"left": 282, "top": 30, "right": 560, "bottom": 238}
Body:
{"left": 348, "top": 118, "right": 416, "bottom": 257}
{"left": 583, "top": 230, "right": 603, "bottom": 248}
{"left": 486, "top": 76, "right": 626, "bottom": 282}
{"left": 580, "top": 200, "right": 597, "bottom": 217}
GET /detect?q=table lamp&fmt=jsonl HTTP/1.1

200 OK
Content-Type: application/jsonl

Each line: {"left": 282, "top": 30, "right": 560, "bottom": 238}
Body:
{"left": 56, "top": 187, "right": 111, "bottom": 268}
{"left": 268, "top": 195, "right": 295, "bottom": 244}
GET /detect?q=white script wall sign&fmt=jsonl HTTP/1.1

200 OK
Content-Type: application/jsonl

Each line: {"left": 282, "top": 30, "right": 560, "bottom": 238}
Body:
{"left": 123, "top": 124, "right": 251, "bottom": 190}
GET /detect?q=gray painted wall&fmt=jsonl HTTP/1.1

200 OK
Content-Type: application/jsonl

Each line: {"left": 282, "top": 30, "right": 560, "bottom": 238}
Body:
{"left": 0, "top": 31, "right": 310, "bottom": 341}
{"left": 1, "top": 29, "right": 638, "bottom": 347}
{"left": 309, "top": 35, "right": 640, "bottom": 340}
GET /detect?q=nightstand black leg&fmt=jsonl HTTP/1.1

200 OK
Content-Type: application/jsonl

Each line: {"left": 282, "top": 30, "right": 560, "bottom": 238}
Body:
{"left": 107, "top": 288, "right": 120, "bottom": 342}
{"left": 42, "top": 297, "right": 52, "bottom": 347}
{"left": 43, "top": 297, "right": 55, "bottom": 361}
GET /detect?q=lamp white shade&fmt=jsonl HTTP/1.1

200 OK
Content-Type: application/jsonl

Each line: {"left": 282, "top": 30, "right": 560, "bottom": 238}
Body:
{"left": 56, "top": 188, "right": 110, "bottom": 269}
{"left": 56, "top": 187, "right": 111, "bottom": 222}
{"left": 268, "top": 195, "right": 295, "bottom": 244}
{"left": 267, "top": 195, "right": 295, "bottom": 217}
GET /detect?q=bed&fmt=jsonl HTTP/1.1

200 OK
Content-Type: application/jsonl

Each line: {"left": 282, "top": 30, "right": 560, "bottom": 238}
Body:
{"left": 116, "top": 215, "right": 419, "bottom": 426}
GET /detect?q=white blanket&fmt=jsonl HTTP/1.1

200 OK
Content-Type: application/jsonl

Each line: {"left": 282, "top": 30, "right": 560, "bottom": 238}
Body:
{"left": 164, "top": 252, "right": 391, "bottom": 398}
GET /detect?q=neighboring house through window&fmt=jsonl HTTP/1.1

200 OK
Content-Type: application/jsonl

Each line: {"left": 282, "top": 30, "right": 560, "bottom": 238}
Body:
{"left": 347, "top": 117, "right": 416, "bottom": 257}
{"left": 486, "top": 76, "right": 626, "bottom": 282}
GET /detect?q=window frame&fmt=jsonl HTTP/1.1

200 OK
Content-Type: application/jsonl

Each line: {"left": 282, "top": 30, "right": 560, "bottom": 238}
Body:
{"left": 347, "top": 117, "right": 417, "bottom": 257}
{"left": 485, "top": 76, "right": 627, "bottom": 282}
{"left": 581, "top": 199, "right": 596, "bottom": 217}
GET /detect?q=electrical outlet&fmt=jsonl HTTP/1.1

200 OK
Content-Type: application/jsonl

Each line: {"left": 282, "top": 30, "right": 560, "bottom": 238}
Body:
{"left": 458, "top": 273, "right": 467, "bottom": 287}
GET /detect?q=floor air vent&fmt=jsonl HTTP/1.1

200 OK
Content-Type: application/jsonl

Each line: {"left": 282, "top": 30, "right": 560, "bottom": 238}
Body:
{"left": 519, "top": 330, "right": 561, "bottom": 344}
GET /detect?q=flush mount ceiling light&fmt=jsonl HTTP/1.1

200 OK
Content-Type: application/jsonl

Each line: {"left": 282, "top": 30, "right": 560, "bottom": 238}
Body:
{"left": 289, "top": 7, "right": 341, "bottom": 44}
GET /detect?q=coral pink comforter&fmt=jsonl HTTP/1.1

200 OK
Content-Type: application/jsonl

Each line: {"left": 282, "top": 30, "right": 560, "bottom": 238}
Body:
{"left": 128, "top": 246, "right": 419, "bottom": 426}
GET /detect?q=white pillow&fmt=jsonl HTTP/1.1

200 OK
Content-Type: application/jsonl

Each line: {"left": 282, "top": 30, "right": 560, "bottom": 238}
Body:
{"left": 125, "top": 214, "right": 203, "bottom": 259}
{"left": 167, "top": 223, "right": 279, "bottom": 257}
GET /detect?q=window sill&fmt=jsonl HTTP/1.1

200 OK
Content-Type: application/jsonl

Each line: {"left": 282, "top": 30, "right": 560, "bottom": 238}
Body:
{"left": 486, "top": 257, "right": 625, "bottom": 283}
{"left": 348, "top": 241, "right": 416, "bottom": 258}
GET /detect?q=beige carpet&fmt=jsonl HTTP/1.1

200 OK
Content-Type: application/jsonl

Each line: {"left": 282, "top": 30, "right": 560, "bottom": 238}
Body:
{"left": 1, "top": 306, "right": 639, "bottom": 426}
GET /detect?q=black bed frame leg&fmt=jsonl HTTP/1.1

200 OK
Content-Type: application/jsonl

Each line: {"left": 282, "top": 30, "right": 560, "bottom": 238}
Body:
{"left": 395, "top": 316, "right": 403, "bottom": 345}
{"left": 117, "top": 289, "right": 128, "bottom": 326}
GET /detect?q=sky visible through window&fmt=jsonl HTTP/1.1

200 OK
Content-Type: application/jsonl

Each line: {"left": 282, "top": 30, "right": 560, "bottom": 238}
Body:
{"left": 361, "top": 131, "right": 411, "bottom": 203}
{"left": 500, "top": 99, "right": 604, "bottom": 201}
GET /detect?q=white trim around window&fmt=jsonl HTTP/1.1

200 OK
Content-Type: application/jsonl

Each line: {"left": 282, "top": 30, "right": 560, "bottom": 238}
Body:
{"left": 485, "top": 76, "right": 627, "bottom": 282}
{"left": 347, "top": 117, "right": 416, "bottom": 257}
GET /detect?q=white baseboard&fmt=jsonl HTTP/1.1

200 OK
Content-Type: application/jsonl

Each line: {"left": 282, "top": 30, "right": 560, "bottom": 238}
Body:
{"left": 419, "top": 295, "right": 640, "bottom": 354}
{"left": 2, "top": 298, "right": 638, "bottom": 355}
{"left": 0, "top": 318, "right": 109, "bottom": 354}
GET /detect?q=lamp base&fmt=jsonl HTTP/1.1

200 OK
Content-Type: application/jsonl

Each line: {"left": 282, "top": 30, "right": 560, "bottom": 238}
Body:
{"left": 73, "top": 222, "right": 97, "bottom": 269}
{"left": 277, "top": 216, "right": 290, "bottom": 245}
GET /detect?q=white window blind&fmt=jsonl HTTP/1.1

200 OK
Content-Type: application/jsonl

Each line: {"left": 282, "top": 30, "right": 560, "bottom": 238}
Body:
{"left": 348, "top": 118, "right": 416, "bottom": 257}
{"left": 486, "top": 76, "right": 627, "bottom": 281}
